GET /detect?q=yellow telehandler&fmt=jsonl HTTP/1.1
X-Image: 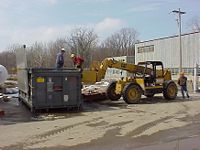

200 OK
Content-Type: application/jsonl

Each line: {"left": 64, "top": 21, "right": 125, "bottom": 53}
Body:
{"left": 82, "top": 58, "right": 178, "bottom": 104}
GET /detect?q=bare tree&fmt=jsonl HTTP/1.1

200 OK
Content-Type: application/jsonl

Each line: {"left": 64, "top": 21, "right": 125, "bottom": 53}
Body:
{"left": 0, "top": 27, "right": 139, "bottom": 72}
{"left": 0, "top": 44, "right": 18, "bottom": 73}
{"left": 26, "top": 42, "right": 48, "bottom": 68}
{"left": 187, "top": 16, "right": 200, "bottom": 32}
{"left": 101, "top": 28, "right": 139, "bottom": 57}
{"left": 26, "top": 38, "right": 71, "bottom": 68}
{"left": 46, "top": 38, "right": 71, "bottom": 68}
{"left": 67, "top": 27, "right": 98, "bottom": 67}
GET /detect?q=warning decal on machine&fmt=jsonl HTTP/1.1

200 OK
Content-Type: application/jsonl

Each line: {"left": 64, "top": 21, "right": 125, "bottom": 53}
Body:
{"left": 64, "top": 95, "right": 69, "bottom": 102}
{"left": 36, "top": 77, "right": 45, "bottom": 83}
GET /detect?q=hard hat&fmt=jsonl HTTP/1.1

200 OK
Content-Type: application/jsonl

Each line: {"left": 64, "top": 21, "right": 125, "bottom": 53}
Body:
{"left": 71, "top": 54, "right": 75, "bottom": 58}
{"left": 180, "top": 72, "right": 184, "bottom": 75}
{"left": 61, "top": 48, "right": 65, "bottom": 51}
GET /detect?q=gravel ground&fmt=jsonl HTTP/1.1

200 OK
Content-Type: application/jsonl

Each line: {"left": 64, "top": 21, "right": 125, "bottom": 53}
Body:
{"left": 1, "top": 92, "right": 200, "bottom": 150}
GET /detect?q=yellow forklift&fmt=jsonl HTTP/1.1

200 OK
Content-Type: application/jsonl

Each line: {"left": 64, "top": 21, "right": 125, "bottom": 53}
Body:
{"left": 82, "top": 58, "right": 178, "bottom": 104}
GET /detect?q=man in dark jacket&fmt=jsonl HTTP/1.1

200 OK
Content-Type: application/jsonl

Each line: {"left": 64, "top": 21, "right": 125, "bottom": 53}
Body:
{"left": 178, "top": 72, "right": 190, "bottom": 99}
{"left": 56, "top": 48, "right": 65, "bottom": 68}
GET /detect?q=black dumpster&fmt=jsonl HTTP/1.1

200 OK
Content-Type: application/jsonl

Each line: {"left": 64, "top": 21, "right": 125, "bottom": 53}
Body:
{"left": 18, "top": 68, "right": 82, "bottom": 112}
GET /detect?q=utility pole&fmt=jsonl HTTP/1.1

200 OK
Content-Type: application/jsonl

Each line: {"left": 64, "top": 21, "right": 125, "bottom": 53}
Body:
{"left": 172, "top": 8, "right": 186, "bottom": 73}
{"left": 23, "top": 44, "right": 27, "bottom": 68}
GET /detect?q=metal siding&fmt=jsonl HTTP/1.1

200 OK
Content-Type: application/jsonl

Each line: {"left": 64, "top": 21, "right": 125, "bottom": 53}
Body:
{"left": 135, "top": 32, "right": 200, "bottom": 68}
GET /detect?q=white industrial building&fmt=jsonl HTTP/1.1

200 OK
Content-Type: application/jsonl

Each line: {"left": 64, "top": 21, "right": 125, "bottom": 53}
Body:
{"left": 135, "top": 31, "right": 200, "bottom": 76}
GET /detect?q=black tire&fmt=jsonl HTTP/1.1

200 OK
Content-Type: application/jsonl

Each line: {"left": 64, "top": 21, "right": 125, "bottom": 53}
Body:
{"left": 163, "top": 81, "right": 178, "bottom": 100}
{"left": 18, "top": 97, "right": 22, "bottom": 103}
{"left": 106, "top": 81, "right": 121, "bottom": 101}
{"left": 122, "top": 83, "right": 142, "bottom": 104}
{"left": 145, "top": 93, "right": 155, "bottom": 98}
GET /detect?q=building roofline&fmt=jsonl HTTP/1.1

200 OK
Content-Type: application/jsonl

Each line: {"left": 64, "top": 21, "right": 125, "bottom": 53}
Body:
{"left": 135, "top": 31, "right": 200, "bottom": 44}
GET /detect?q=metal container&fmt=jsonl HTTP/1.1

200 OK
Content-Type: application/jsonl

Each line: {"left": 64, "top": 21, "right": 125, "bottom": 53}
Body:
{"left": 19, "top": 68, "right": 82, "bottom": 112}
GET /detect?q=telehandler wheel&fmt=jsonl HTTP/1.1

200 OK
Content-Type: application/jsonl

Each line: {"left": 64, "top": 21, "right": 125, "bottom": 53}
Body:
{"left": 163, "top": 81, "right": 178, "bottom": 100}
{"left": 123, "top": 83, "right": 142, "bottom": 104}
{"left": 106, "top": 81, "right": 121, "bottom": 101}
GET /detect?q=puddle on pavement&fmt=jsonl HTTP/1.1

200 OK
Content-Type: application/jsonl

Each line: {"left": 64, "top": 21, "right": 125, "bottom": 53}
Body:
{"left": 87, "top": 121, "right": 109, "bottom": 127}
{"left": 65, "top": 129, "right": 200, "bottom": 150}
{"left": 0, "top": 98, "right": 85, "bottom": 124}
{"left": 36, "top": 112, "right": 85, "bottom": 121}
{"left": 134, "top": 136, "right": 200, "bottom": 150}
{"left": 65, "top": 113, "right": 200, "bottom": 150}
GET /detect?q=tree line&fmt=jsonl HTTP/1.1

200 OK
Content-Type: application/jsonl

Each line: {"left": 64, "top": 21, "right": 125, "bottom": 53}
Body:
{"left": 0, "top": 27, "right": 138, "bottom": 73}
{"left": 1, "top": 16, "right": 200, "bottom": 73}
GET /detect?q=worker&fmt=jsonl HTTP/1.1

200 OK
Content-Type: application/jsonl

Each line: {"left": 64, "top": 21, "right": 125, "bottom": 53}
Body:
{"left": 178, "top": 72, "right": 190, "bottom": 99}
{"left": 56, "top": 48, "right": 65, "bottom": 69}
{"left": 70, "top": 53, "right": 84, "bottom": 71}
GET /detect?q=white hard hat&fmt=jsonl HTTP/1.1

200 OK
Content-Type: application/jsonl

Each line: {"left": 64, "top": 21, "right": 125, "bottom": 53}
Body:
{"left": 71, "top": 54, "right": 75, "bottom": 58}
{"left": 61, "top": 48, "right": 65, "bottom": 51}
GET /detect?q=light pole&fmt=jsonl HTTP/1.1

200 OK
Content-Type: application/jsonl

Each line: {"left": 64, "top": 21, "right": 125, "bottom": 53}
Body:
{"left": 172, "top": 8, "right": 186, "bottom": 73}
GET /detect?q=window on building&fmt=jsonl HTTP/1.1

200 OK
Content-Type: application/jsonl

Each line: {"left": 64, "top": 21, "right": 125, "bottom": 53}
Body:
{"left": 170, "top": 68, "right": 194, "bottom": 75}
{"left": 170, "top": 68, "right": 179, "bottom": 75}
{"left": 137, "top": 45, "right": 154, "bottom": 53}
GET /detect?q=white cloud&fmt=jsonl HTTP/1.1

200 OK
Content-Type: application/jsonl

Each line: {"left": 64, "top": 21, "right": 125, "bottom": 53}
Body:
{"left": 80, "top": 0, "right": 112, "bottom": 3}
{"left": 95, "top": 18, "right": 124, "bottom": 33}
{"left": 14, "top": 25, "right": 71, "bottom": 42}
{"left": 0, "top": 0, "right": 12, "bottom": 9}
{"left": 13, "top": 18, "right": 123, "bottom": 44}
{"left": 0, "top": 25, "right": 73, "bottom": 51}
{"left": 0, "top": 0, "right": 58, "bottom": 10}
{"left": 0, "top": 17, "right": 125, "bottom": 51}
{"left": 39, "top": 0, "right": 58, "bottom": 5}
{"left": 128, "top": 3, "right": 162, "bottom": 12}
{"left": 93, "top": 18, "right": 125, "bottom": 40}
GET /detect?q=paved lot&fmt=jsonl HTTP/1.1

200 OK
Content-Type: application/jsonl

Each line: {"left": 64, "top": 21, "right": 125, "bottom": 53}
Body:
{"left": 1, "top": 92, "right": 200, "bottom": 150}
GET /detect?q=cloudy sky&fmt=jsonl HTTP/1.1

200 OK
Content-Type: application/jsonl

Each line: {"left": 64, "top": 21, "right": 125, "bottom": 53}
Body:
{"left": 0, "top": 0, "right": 199, "bottom": 51}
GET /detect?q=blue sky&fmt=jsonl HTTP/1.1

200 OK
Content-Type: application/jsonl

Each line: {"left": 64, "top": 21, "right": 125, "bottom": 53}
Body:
{"left": 0, "top": 0, "right": 199, "bottom": 51}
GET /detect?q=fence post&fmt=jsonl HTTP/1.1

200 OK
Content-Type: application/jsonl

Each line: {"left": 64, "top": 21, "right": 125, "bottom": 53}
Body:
{"left": 193, "top": 63, "right": 199, "bottom": 93}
